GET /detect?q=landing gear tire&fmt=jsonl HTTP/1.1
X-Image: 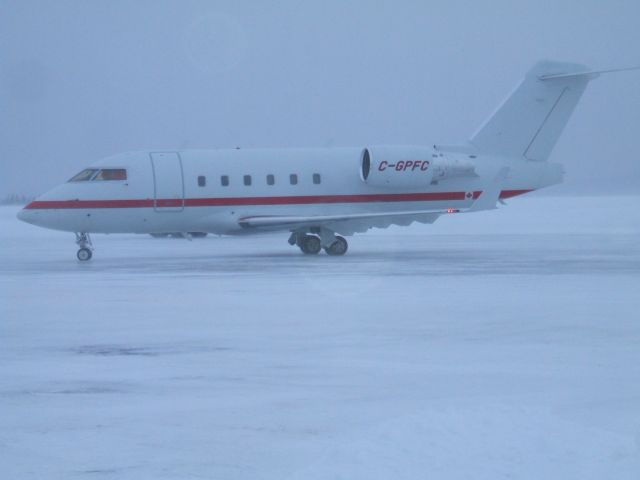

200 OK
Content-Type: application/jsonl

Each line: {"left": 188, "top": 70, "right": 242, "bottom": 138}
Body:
{"left": 299, "top": 235, "right": 322, "bottom": 255}
{"left": 75, "top": 232, "right": 94, "bottom": 261}
{"left": 77, "top": 248, "right": 92, "bottom": 261}
{"left": 324, "top": 236, "right": 348, "bottom": 256}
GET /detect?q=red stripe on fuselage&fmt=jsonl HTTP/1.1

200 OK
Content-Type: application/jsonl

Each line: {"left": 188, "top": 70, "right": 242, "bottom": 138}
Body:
{"left": 24, "top": 189, "right": 532, "bottom": 210}
{"left": 500, "top": 189, "right": 532, "bottom": 199}
{"left": 25, "top": 199, "right": 154, "bottom": 209}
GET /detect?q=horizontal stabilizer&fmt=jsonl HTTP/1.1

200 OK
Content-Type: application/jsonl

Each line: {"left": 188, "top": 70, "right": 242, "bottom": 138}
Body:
{"left": 539, "top": 65, "right": 640, "bottom": 80}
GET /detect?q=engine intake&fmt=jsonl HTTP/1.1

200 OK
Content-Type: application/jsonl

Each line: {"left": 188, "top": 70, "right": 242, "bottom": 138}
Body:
{"left": 360, "top": 146, "right": 476, "bottom": 188}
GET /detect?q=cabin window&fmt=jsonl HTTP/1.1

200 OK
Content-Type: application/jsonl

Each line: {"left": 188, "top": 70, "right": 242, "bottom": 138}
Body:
{"left": 93, "top": 169, "right": 127, "bottom": 181}
{"left": 289, "top": 174, "right": 298, "bottom": 185}
{"left": 313, "top": 173, "right": 321, "bottom": 184}
{"left": 266, "top": 174, "right": 275, "bottom": 185}
{"left": 68, "top": 169, "right": 98, "bottom": 182}
{"left": 244, "top": 175, "right": 252, "bottom": 186}
{"left": 221, "top": 175, "right": 229, "bottom": 186}
{"left": 198, "top": 176, "right": 206, "bottom": 187}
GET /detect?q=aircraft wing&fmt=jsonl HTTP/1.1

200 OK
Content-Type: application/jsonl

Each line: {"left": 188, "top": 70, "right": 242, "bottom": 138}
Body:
{"left": 237, "top": 168, "right": 508, "bottom": 234}
{"left": 238, "top": 208, "right": 450, "bottom": 234}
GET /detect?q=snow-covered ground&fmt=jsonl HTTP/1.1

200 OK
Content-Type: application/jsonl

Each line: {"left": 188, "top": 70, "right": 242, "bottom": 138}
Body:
{"left": 1, "top": 196, "right": 639, "bottom": 479}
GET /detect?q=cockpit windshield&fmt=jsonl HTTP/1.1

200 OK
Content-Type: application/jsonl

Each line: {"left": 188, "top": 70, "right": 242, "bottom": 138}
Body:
{"left": 68, "top": 168, "right": 127, "bottom": 182}
{"left": 68, "top": 169, "right": 98, "bottom": 182}
{"left": 94, "top": 169, "right": 127, "bottom": 181}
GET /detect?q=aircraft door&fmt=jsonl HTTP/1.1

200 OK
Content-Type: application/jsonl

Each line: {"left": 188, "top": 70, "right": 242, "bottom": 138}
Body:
{"left": 150, "top": 152, "right": 184, "bottom": 212}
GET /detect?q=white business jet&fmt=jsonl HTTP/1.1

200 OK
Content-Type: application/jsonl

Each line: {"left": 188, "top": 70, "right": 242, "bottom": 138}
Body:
{"left": 17, "top": 60, "right": 637, "bottom": 260}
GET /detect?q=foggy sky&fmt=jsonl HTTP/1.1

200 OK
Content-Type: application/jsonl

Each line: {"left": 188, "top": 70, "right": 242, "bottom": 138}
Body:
{"left": 1, "top": 0, "right": 639, "bottom": 197}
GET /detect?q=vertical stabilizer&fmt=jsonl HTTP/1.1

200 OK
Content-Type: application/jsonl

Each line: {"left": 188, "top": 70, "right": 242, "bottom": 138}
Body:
{"left": 469, "top": 61, "right": 594, "bottom": 161}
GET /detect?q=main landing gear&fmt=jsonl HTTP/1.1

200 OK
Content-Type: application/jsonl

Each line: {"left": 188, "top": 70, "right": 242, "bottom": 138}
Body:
{"left": 287, "top": 228, "right": 349, "bottom": 256}
{"left": 75, "top": 232, "right": 93, "bottom": 261}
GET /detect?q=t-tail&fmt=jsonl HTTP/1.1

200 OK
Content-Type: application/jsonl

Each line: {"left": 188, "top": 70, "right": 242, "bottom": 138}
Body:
{"left": 452, "top": 60, "right": 640, "bottom": 193}
{"left": 470, "top": 60, "right": 593, "bottom": 161}
{"left": 468, "top": 60, "right": 639, "bottom": 161}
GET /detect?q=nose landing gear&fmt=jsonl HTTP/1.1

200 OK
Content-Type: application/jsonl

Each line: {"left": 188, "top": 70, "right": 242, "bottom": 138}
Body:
{"left": 75, "top": 232, "right": 93, "bottom": 261}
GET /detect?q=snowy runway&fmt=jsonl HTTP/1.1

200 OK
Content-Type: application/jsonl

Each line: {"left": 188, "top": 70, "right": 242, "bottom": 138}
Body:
{"left": 1, "top": 197, "right": 639, "bottom": 479}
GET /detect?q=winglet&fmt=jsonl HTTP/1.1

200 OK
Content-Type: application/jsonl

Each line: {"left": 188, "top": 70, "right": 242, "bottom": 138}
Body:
{"left": 469, "top": 167, "right": 509, "bottom": 212}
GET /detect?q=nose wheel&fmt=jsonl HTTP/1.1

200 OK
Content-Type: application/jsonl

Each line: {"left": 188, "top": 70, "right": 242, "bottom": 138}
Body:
{"left": 77, "top": 248, "right": 92, "bottom": 261}
{"left": 75, "top": 232, "right": 93, "bottom": 261}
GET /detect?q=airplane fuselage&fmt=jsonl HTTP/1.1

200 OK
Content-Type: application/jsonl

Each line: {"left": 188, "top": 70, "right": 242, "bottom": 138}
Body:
{"left": 18, "top": 146, "right": 561, "bottom": 235}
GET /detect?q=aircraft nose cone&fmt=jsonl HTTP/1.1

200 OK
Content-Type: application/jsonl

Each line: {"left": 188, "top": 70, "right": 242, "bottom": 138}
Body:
{"left": 17, "top": 204, "right": 36, "bottom": 224}
{"left": 17, "top": 208, "right": 28, "bottom": 222}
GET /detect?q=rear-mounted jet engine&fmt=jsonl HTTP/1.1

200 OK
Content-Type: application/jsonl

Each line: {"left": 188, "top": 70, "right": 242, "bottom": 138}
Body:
{"left": 360, "top": 146, "right": 476, "bottom": 187}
